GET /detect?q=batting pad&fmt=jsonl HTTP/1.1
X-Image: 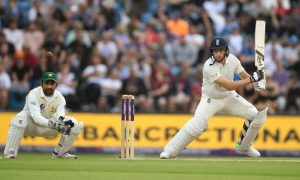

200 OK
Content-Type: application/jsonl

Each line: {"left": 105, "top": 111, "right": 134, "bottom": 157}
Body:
{"left": 238, "top": 107, "right": 268, "bottom": 150}
{"left": 55, "top": 122, "right": 83, "bottom": 156}
{"left": 163, "top": 127, "right": 195, "bottom": 157}
{"left": 4, "top": 125, "right": 25, "bottom": 158}
{"left": 163, "top": 117, "right": 208, "bottom": 157}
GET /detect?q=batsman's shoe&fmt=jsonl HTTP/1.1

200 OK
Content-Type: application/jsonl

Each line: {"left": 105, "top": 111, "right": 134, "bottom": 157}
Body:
{"left": 52, "top": 151, "right": 78, "bottom": 159}
{"left": 160, "top": 151, "right": 173, "bottom": 159}
{"left": 4, "top": 152, "right": 16, "bottom": 159}
{"left": 236, "top": 146, "right": 261, "bottom": 158}
{"left": 4, "top": 155, "right": 15, "bottom": 159}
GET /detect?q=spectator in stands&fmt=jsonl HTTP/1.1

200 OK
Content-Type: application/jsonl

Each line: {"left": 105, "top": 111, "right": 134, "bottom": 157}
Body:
{"left": 203, "top": 0, "right": 226, "bottom": 35}
{"left": 114, "top": 25, "right": 131, "bottom": 54}
{"left": 171, "top": 36, "right": 197, "bottom": 75}
{"left": 239, "top": 37, "right": 256, "bottom": 73}
{"left": 57, "top": 62, "right": 79, "bottom": 111}
{"left": 23, "top": 21, "right": 44, "bottom": 55}
{"left": 168, "top": 70, "right": 192, "bottom": 113}
{"left": 0, "top": 35, "right": 14, "bottom": 71}
{"left": 273, "top": 61, "right": 290, "bottom": 113}
{"left": 79, "top": 50, "right": 107, "bottom": 111}
{"left": 121, "top": 67, "right": 152, "bottom": 112}
{"left": 30, "top": 51, "right": 55, "bottom": 88}
{"left": 141, "top": 22, "right": 160, "bottom": 47}
{"left": 0, "top": 59, "right": 11, "bottom": 109}
{"left": 228, "top": 22, "right": 243, "bottom": 56}
{"left": 65, "top": 21, "right": 92, "bottom": 69}
{"left": 166, "top": 11, "right": 189, "bottom": 38}
{"left": 245, "top": 0, "right": 269, "bottom": 19}
{"left": 22, "top": 45, "right": 37, "bottom": 70}
{"left": 132, "top": 57, "right": 152, "bottom": 90}
{"left": 282, "top": 35, "right": 299, "bottom": 67}
{"left": 9, "top": 52, "right": 30, "bottom": 109}
{"left": 255, "top": 72, "right": 280, "bottom": 114}
{"left": 189, "top": 80, "right": 202, "bottom": 113}
{"left": 0, "top": 31, "right": 15, "bottom": 57}
{"left": 185, "top": 24, "right": 205, "bottom": 54}
{"left": 156, "top": 32, "right": 173, "bottom": 65}
{"left": 96, "top": 31, "right": 118, "bottom": 67}
{"left": 285, "top": 72, "right": 300, "bottom": 114}
{"left": 98, "top": 69, "right": 123, "bottom": 112}
{"left": 3, "top": 19, "right": 23, "bottom": 50}
{"left": 149, "top": 59, "right": 172, "bottom": 112}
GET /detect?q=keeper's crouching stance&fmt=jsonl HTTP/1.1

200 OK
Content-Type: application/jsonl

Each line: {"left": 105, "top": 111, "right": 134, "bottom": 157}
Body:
{"left": 4, "top": 72, "right": 83, "bottom": 159}
{"left": 160, "top": 37, "right": 267, "bottom": 159}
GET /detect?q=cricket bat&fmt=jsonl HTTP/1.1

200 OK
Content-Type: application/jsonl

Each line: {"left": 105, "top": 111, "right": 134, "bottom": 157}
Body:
{"left": 254, "top": 20, "right": 266, "bottom": 90}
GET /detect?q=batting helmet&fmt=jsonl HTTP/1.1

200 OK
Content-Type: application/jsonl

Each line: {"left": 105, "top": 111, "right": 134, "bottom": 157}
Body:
{"left": 209, "top": 37, "right": 229, "bottom": 57}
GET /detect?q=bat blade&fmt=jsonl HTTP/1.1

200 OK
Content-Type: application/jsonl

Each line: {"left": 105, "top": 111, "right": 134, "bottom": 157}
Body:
{"left": 255, "top": 20, "right": 265, "bottom": 70}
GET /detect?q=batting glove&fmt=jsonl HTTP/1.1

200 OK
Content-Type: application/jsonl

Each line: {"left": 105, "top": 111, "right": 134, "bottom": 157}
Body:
{"left": 250, "top": 69, "right": 264, "bottom": 83}
{"left": 254, "top": 80, "right": 266, "bottom": 91}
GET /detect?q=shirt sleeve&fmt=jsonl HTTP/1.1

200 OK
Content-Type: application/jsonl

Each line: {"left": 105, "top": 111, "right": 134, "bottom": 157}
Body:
{"left": 204, "top": 65, "right": 221, "bottom": 82}
{"left": 27, "top": 93, "right": 49, "bottom": 127}
{"left": 56, "top": 93, "right": 66, "bottom": 117}
{"left": 234, "top": 56, "right": 245, "bottom": 74}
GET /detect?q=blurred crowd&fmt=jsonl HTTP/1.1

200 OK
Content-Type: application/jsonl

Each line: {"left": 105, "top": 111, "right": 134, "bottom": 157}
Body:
{"left": 0, "top": 0, "right": 300, "bottom": 114}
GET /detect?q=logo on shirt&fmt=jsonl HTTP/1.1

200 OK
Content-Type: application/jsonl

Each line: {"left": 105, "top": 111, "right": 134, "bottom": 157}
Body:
{"left": 207, "top": 98, "right": 211, "bottom": 103}
{"left": 40, "top": 104, "right": 45, "bottom": 109}
{"left": 50, "top": 105, "right": 57, "bottom": 113}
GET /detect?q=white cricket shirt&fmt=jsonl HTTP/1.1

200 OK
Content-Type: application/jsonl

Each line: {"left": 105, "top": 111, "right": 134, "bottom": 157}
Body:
{"left": 202, "top": 53, "right": 244, "bottom": 99}
{"left": 17, "top": 86, "right": 66, "bottom": 127}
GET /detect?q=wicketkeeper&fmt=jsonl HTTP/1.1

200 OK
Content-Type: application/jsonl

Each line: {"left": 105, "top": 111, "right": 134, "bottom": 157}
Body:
{"left": 160, "top": 37, "right": 267, "bottom": 159}
{"left": 4, "top": 72, "right": 83, "bottom": 159}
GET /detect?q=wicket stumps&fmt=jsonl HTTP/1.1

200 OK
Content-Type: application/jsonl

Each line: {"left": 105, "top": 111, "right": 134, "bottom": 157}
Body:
{"left": 121, "top": 95, "right": 135, "bottom": 159}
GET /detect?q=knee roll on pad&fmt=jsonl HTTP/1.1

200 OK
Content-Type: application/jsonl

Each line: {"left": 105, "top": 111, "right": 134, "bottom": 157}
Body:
{"left": 163, "top": 117, "right": 208, "bottom": 157}
{"left": 11, "top": 115, "right": 28, "bottom": 128}
{"left": 163, "top": 127, "right": 195, "bottom": 157}
{"left": 250, "top": 107, "right": 267, "bottom": 127}
{"left": 71, "top": 121, "right": 84, "bottom": 134}
{"left": 245, "top": 107, "right": 259, "bottom": 120}
{"left": 239, "top": 107, "right": 268, "bottom": 150}
{"left": 183, "top": 117, "right": 208, "bottom": 137}
{"left": 63, "top": 116, "right": 83, "bottom": 134}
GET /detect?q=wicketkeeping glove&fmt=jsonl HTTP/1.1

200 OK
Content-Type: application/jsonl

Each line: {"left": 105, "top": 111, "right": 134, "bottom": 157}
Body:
{"left": 48, "top": 118, "right": 68, "bottom": 133}
{"left": 59, "top": 116, "right": 75, "bottom": 135}
{"left": 250, "top": 69, "right": 264, "bottom": 83}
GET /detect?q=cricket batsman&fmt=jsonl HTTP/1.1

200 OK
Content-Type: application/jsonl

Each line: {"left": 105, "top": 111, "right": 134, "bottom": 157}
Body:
{"left": 160, "top": 37, "right": 267, "bottom": 159}
{"left": 4, "top": 72, "right": 83, "bottom": 159}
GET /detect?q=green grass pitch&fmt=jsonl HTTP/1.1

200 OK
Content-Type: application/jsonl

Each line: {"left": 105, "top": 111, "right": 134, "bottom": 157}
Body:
{"left": 1, "top": 153, "right": 300, "bottom": 180}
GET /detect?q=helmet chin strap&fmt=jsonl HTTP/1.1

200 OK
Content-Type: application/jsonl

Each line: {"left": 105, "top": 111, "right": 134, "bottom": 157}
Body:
{"left": 209, "top": 55, "right": 226, "bottom": 66}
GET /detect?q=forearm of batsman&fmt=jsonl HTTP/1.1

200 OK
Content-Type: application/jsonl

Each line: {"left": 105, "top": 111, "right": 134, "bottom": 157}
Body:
{"left": 215, "top": 76, "right": 252, "bottom": 91}
{"left": 239, "top": 71, "right": 260, "bottom": 89}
